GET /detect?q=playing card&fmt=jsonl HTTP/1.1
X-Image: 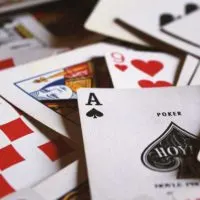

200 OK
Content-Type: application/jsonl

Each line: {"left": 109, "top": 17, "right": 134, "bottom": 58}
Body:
{"left": 162, "top": 8, "right": 200, "bottom": 48}
{"left": 0, "top": 14, "right": 56, "bottom": 47}
{"left": 34, "top": 159, "right": 88, "bottom": 200}
{"left": 0, "top": 97, "right": 78, "bottom": 198}
{"left": 0, "top": 38, "right": 44, "bottom": 52}
{"left": 84, "top": 0, "right": 149, "bottom": 46}
{"left": 0, "top": 46, "right": 67, "bottom": 70}
{"left": 0, "top": 42, "right": 127, "bottom": 143}
{"left": 0, "top": 0, "right": 59, "bottom": 14}
{"left": 176, "top": 55, "right": 199, "bottom": 86}
{"left": 105, "top": 49, "right": 180, "bottom": 88}
{"left": 78, "top": 87, "right": 200, "bottom": 199}
{"left": 18, "top": 14, "right": 57, "bottom": 47}
{"left": 119, "top": 0, "right": 200, "bottom": 57}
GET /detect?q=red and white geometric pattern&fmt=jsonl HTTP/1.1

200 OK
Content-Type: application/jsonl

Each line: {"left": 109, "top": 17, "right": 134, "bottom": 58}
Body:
{"left": 0, "top": 97, "right": 75, "bottom": 198}
{"left": 0, "top": 145, "right": 25, "bottom": 171}
{"left": 38, "top": 138, "right": 74, "bottom": 162}
{"left": 1, "top": 118, "right": 33, "bottom": 142}
{"left": 0, "top": 175, "right": 15, "bottom": 198}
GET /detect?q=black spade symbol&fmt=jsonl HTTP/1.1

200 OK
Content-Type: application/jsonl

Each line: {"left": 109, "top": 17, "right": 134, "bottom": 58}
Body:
{"left": 160, "top": 13, "right": 175, "bottom": 26}
{"left": 185, "top": 3, "right": 199, "bottom": 14}
{"left": 86, "top": 108, "right": 103, "bottom": 119}
{"left": 141, "top": 122, "right": 200, "bottom": 174}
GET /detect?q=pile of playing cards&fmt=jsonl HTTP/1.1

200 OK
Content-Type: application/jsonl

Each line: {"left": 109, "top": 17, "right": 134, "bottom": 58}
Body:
{"left": 1, "top": 0, "right": 200, "bottom": 199}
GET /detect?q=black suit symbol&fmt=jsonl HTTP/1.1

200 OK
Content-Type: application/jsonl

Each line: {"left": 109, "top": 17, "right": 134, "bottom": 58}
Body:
{"left": 185, "top": 3, "right": 199, "bottom": 14}
{"left": 159, "top": 3, "right": 199, "bottom": 26}
{"left": 160, "top": 13, "right": 175, "bottom": 26}
{"left": 86, "top": 108, "right": 103, "bottom": 119}
{"left": 141, "top": 122, "right": 200, "bottom": 175}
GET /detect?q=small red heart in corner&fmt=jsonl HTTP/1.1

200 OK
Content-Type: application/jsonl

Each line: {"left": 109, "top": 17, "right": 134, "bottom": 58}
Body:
{"left": 138, "top": 80, "right": 172, "bottom": 88}
{"left": 114, "top": 64, "right": 128, "bottom": 72}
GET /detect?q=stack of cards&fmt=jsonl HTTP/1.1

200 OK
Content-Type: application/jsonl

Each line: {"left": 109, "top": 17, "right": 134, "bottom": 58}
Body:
{"left": 0, "top": 13, "right": 67, "bottom": 70}
{"left": 85, "top": 0, "right": 200, "bottom": 85}
{"left": 118, "top": 0, "right": 200, "bottom": 56}
{"left": 1, "top": 0, "right": 200, "bottom": 199}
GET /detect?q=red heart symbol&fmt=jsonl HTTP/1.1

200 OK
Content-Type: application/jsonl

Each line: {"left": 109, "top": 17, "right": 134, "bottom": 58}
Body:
{"left": 115, "top": 64, "right": 128, "bottom": 72}
{"left": 131, "top": 59, "right": 163, "bottom": 76}
{"left": 138, "top": 80, "right": 172, "bottom": 88}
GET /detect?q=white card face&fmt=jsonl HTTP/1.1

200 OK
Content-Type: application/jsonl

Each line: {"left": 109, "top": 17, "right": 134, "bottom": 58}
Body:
{"left": 0, "top": 97, "right": 77, "bottom": 199}
{"left": 84, "top": 0, "right": 149, "bottom": 46}
{"left": 0, "top": 42, "right": 128, "bottom": 144}
{"left": 78, "top": 87, "right": 200, "bottom": 200}
{"left": 34, "top": 159, "right": 88, "bottom": 200}
{"left": 0, "top": 46, "right": 66, "bottom": 70}
{"left": 0, "top": 38, "right": 43, "bottom": 52}
{"left": 162, "top": 9, "right": 200, "bottom": 48}
{"left": 176, "top": 55, "right": 199, "bottom": 86}
{"left": 0, "top": 14, "right": 55, "bottom": 47}
{"left": 120, "top": 0, "right": 200, "bottom": 57}
{"left": 105, "top": 49, "right": 180, "bottom": 88}
{"left": 2, "top": 189, "right": 45, "bottom": 200}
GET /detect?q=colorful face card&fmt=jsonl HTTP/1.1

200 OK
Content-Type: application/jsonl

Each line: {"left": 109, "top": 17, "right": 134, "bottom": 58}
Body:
{"left": 15, "top": 56, "right": 113, "bottom": 127}
{"left": 16, "top": 61, "right": 99, "bottom": 102}
{"left": 0, "top": 42, "right": 127, "bottom": 143}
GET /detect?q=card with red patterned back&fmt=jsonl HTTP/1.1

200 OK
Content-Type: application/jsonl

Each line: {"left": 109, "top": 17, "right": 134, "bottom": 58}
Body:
{"left": 0, "top": 97, "right": 76, "bottom": 198}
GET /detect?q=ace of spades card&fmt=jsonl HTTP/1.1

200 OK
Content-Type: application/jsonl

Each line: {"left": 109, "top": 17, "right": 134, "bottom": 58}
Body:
{"left": 78, "top": 86, "right": 200, "bottom": 200}
{"left": 105, "top": 49, "right": 180, "bottom": 89}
